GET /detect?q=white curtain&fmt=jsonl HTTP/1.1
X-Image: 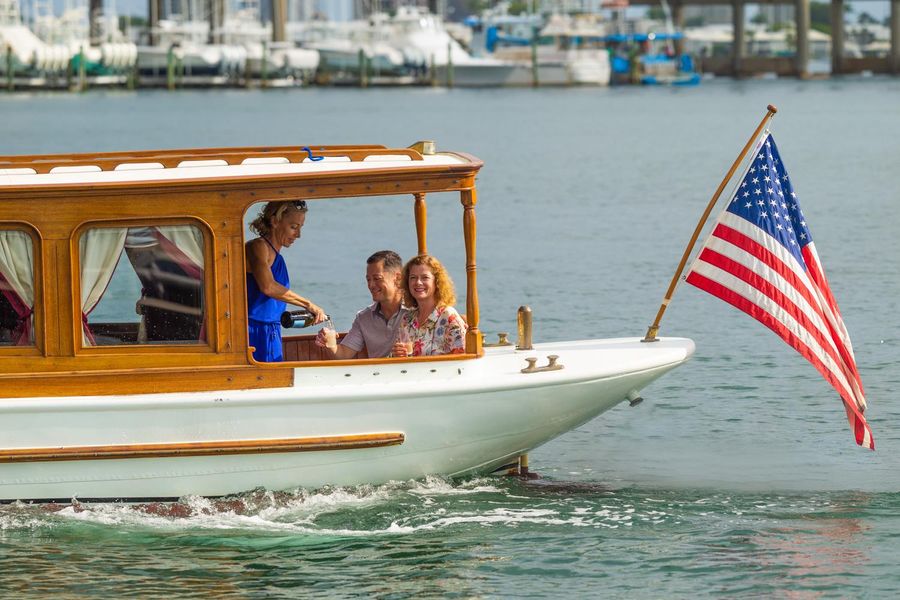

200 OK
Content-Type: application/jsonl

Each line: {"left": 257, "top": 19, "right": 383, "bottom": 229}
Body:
{"left": 0, "top": 230, "right": 34, "bottom": 344}
{"left": 80, "top": 228, "right": 127, "bottom": 346}
{"left": 156, "top": 225, "right": 204, "bottom": 269}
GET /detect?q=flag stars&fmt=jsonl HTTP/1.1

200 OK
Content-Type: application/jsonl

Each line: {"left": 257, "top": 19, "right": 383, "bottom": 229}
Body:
{"left": 760, "top": 164, "right": 769, "bottom": 172}
{"left": 764, "top": 175, "right": 771, "bottom": 183}
{"left": 743, "top": 191, "right": 750, "bottom": 198}
{"left": 745, "top": 202, "right": 753, "bottom": 209}
{"left": 752, "top": 177, "right": 759, "bottom": 184}
{"left": 754, "top": 188, "right": 762, "bottom": 195}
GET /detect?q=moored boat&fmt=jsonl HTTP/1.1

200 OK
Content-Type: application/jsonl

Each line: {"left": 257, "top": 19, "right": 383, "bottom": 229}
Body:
{"left": 0, "top": 143, "right": 694, "bottom": 502}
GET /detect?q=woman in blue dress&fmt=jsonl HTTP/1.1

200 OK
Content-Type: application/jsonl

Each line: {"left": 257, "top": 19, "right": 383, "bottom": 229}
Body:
{"left": 245, "top": 200, "right": 326, "bottom": 362}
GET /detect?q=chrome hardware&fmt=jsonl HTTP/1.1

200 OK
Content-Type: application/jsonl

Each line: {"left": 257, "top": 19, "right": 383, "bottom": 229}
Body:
{"left": 516, "top": 306, "right": 533, "bottom": 350}
{"left": 484, "top": 332, "right": 513, "bottom": 347}
{"left": 521, "top": 355, "right": 564, "bottom": 374}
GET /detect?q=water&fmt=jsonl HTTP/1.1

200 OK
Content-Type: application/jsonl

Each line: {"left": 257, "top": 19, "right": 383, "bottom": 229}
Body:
{"left": 2, "top": 79, "right": 900, "bottom": 596}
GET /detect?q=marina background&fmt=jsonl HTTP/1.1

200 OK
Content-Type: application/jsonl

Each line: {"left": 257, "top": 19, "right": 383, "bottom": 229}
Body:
{"left": 1, "top": 79, "right": 900, "bottom": 596}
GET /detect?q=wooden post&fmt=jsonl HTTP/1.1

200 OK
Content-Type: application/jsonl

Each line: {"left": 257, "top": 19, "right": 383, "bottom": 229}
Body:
{"left": 77, "top": 46, "right": 87, "bottom": 92}
{"left": 461, "top": 189, "right": 482, "bottom": 355}
{"left": 891, "top": 0, "right": 900, "bottom": 74}
{"left": 358, "top": 49, "right": 367, "bottom": 88}
{"left": 831, "top": 0, "right": 845, "bottom": 75}
{"left": 167, "top": 46, "right": 175, "bottom": 90}
{"left": 5, "top": 45, "right": 12, "bottom": 92}
{"left": 446, "top": 41, "right": 454, "bottom": 88}
{"left": 732, "top": 0, "right": 745, "bottom": 78}
{"left": 795, "top": 0, "right": 810, "bottom": 78}
{"left": 531, "top": 27, "right": 539, "bottom": 87}
{"left": 414, "top": 193, "right": 427, "bottom": 255}
{"left": 261, "top": 40, "right": 269, "bottom": 88}
{"left": 643, "top": 105, "right": 778, "bottom": 342}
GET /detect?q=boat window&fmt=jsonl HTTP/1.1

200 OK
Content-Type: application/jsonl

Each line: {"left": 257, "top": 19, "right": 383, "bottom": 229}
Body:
{"left": 0, "top": 229, "right": 36, "bottom": 347}
{"left": 77, "top": 224, "right": 207, "bottom": 347}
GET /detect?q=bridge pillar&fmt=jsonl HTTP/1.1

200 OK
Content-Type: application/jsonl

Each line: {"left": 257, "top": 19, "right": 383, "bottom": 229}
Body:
{"left": 149, "top": 0, "right": 159, "bottom": 46}
{"left": 672, "top": 1, "right": 685, "bottom": 57}
{"left": 795, "top": 0, "right": 810, "bottom": 78}
{"left": 273, "top": 0, "right": 287, "bottom": 42}
{"left": 892, "top": 0, "right": 900, "bottom": 74}
{"left": 732, "top": 0, "right": 745, "bottom": 77}
{"left": 831, "top": 0, "right": 844, "bottom": 74}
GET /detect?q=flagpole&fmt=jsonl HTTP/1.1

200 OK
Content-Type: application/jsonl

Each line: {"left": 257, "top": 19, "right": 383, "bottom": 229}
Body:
{"left": 642, "top": 104, "right": 778, "bottom": 343}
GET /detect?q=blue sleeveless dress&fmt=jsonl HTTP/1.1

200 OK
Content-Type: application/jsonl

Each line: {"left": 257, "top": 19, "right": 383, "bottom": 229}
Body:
{"left": 247, "top": 239, "right": 289, "bottom": 362}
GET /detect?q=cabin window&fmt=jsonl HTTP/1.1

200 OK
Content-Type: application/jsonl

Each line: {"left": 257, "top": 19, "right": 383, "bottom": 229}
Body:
{"left": 78, "top": 224, "right": 207, "bottom": 347}
{"left": 0, "top": 229, "right": 35, "bottom": 347}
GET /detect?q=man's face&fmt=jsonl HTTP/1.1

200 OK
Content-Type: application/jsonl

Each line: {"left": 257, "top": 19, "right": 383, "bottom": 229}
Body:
{"left": 366, "top": 261, "right": 401, "bottom": 304}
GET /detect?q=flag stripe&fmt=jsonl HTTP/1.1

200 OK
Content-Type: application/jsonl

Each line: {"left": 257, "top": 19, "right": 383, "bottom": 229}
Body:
{"left": 686, "top": 270, "right": 872, "bottom": 449}
{"left": 702, "top": 232, "right": 840, "bottom": 359}
{"left": 694, "top": 248, "right": 850, "bottom": 385}
{"left": 686, "top": 264, "right": 857, "bottom": 402}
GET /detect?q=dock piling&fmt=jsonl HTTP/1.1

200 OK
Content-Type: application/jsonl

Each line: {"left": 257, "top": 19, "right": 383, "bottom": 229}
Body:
{"left": 166, "top": 46, "right": 175, "bottom": 90}
{"left": 358, "top": 49, "right": 368, "bottom": 88}
{"left": 5, "top": 45, "right": 12, "bottom": 92}
{"left": 261, "top": 41, "right": 269, "bottom": 88}
{"left": 446, "top": 41, "right": 454, "bottom": 88}
{"left": 77, "top": 46, "right": 86, "bottom": 92}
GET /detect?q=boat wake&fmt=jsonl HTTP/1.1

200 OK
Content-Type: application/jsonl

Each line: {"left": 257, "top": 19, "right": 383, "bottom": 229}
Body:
{"left": 0, "top": 476, "right": 646, "bottom": 538}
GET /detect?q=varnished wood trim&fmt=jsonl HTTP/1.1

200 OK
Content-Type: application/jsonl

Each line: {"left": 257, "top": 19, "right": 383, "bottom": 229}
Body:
{"left": 0, "top": 432, "right": 405, "bottom": 463}
{"left": 0, "top": 145, "right": 389, "bottom": 168}
{"left": 414, "top": 192, "right": 427, "bottom": 254}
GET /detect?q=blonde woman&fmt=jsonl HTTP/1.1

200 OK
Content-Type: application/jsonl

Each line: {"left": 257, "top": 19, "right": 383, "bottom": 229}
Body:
{"left": 392, "top": 254, "right": 466, "bottom": 357}
{"left": 246, "top": 200, "right": 325, "bottom": 362}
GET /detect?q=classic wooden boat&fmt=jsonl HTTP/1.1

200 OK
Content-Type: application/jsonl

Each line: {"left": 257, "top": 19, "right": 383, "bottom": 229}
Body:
{"left": 0, "top": 142, "right": 694, "bottom": 502}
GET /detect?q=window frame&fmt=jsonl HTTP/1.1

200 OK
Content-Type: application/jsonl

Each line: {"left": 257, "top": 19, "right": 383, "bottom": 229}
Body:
{"left": 72, "top": 217, "right": 216, "bottom": 354}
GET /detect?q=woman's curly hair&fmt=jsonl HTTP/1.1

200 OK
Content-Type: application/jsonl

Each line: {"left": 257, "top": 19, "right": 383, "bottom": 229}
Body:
{"left": 402, "top": 254, "right": 456, "bottom": 309}
{"left": 249, "top": 200, "right": 307, "bottom": 238}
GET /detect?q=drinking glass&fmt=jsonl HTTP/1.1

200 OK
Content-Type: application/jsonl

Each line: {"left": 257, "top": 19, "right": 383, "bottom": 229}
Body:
{"left": 398, "top": 328, "right": 414, "bottom": 357}
{"left": 322, "top": 317, "right": 337, "bottom": 351}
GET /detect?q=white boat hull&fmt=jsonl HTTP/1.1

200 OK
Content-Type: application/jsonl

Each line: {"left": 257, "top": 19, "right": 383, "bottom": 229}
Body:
{"left": 0, "top": 337, "right": 693, "bottom": 501}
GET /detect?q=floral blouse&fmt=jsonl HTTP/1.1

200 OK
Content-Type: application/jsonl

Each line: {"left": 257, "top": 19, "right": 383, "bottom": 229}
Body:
{"left": 399, "top": 305, "right": 467, "bottom": 356}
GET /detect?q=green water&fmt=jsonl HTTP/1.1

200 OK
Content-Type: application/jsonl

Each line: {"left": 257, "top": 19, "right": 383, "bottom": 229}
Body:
{"left": 1, "top": 79, "right": 899, "bottom": 597}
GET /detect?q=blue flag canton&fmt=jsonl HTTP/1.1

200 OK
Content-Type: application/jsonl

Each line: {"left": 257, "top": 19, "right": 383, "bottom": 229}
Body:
{"left": 727, "top": 134, "right": 813, "bottom": 267}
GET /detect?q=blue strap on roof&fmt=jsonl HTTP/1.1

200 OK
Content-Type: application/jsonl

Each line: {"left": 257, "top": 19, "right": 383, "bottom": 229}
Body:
{"left": 301, "top": 147, "right": 324, "bottom": 162}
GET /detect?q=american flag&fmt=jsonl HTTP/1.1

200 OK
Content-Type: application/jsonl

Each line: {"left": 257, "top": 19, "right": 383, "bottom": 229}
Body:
{"left": 685, "top": 133, "right": 874, "bottom": 449}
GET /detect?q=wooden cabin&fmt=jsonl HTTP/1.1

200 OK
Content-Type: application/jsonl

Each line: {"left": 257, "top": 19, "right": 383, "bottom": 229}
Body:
{"left": 0, "top": 144, "right": 484, "bottom": 399}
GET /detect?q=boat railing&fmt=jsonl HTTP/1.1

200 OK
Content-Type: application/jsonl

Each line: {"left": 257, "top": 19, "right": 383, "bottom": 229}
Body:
{"left": 0, "top": 145, "right": 425, "bottom": 175}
